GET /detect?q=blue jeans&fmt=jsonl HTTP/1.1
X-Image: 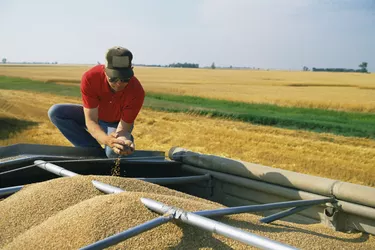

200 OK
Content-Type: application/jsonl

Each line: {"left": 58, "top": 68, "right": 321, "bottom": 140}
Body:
{"left": 47, "top": 104, "right": 133, "bottom": 158}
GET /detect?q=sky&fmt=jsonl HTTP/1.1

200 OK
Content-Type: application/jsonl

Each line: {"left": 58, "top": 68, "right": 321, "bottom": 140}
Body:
{"left": 0, "top": 0, "right": 374, "bottom": 71}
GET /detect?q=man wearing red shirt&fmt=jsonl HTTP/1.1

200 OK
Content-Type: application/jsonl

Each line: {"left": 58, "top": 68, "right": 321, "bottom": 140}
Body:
{"left": 48, "top": 46, "right": 145, "bottom": 157}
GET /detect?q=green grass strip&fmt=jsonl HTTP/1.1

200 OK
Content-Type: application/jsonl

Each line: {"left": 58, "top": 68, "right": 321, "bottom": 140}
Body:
{"left": 0, "top": 76, "right": 81, "bottom": 97}
{"left": 1, "top": 75, "right": 374, "bottom": 139}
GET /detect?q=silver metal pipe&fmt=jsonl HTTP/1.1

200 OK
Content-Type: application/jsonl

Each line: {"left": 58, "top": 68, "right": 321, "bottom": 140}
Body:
{"left": 260, "top": 205, "right": 312, "bottom": 224}
{"left": 137, "top": 174, "right": 210, "bottom": 185}
{"left": 80, "top": 215, "right": 173, "bottom": 250}
{"left": 196, "top": 198, "right": 333, "bottom": 217}
{"left": 141, "top": 198, "right": 298, "bottom": 250}
{"left": 0, "top": 185, "right": 23, "bottom": 197}
{"left": 91, "top": 180, "right": 125, "bottom": 194}
{"left": 34, "top": 160, "right": 78, "bottom": 177}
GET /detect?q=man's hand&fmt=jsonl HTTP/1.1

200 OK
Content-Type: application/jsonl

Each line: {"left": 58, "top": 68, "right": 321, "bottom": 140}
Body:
{"left": 106, "top": 132, "right": 135, "bottom": 156}
{"left": 117, "top": 136, "right": 135, "bottom": 156}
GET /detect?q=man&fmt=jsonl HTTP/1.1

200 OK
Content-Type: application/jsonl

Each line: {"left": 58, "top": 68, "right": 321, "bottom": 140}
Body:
{"left": 48, "top": 46, "right": 145, "bottom": 157}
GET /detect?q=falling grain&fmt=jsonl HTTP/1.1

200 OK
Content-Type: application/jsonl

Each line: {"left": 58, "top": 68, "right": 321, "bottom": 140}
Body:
{"left": 111, "top": 157, "right": 121, "bottom": 176}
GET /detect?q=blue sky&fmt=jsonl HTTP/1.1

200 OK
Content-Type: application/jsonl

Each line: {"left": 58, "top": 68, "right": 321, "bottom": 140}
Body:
{"left": 0, "top": 0, "right": 374, "bottom": 71}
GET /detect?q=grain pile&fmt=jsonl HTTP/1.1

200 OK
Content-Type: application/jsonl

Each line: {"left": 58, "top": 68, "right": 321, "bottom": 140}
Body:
{"left": 1, "top": 176, "right": 374, "bottom": 250}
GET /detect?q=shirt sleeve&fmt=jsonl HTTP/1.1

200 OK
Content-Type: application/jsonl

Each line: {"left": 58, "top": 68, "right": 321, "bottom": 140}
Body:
{"left": 80, "top": 74, "right": 99, "bottom": 108}
{"left": 121, "top": 83, "right": 145, "bottom": 123}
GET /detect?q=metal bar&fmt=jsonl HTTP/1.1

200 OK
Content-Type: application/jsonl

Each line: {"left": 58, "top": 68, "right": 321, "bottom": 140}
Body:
{"left": 92, "top": 180, "right": 125, "bottom": 194}
{"left": 0, "top": 156, "right": 78, "bottom": 170}
{"left": 0, "top": 185, "right": 23, "bottom": 198}
{"left": 196, "top": 198, "right": 333, "bottom": 217}
{"left": 80, "top": 215, "right": 173, "bottom": 250}
{"left": 141, "top": 198, "right": 298, "bottom": 250}
{"left": 137, "top": 174, "right": 210, "bottom": 185}
{"left": 34, "top": 160, "right": 78, "bottom": 177}
{"left": 260, "top": 205, "right": 312, "bottom": 224}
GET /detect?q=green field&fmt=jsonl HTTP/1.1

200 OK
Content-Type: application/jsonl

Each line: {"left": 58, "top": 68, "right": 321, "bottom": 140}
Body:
{"left": 1, "top": 75, "right": 375, "bottom": 139}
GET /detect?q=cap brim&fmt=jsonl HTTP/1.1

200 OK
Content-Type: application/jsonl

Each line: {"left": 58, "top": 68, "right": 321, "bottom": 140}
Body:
{"left": 105, "top": 68, "right": 134, "bottom": 79}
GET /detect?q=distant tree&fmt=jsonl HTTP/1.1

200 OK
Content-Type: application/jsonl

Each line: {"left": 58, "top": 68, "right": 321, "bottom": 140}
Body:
{"left": 359, "top": 62, "right": 368, "bottom": 73}
{"left": 2, "top": 58, "right": 6, "bottom": 64}
{"left": 211, "top": 62, "right": 216, "bottom": 69}
{"left": 230, "top": 65, "right": 233, "bottom": 69}
{"left": 168, "top": 62, "right": 199, "bottom": 68}
{"left": 302, "top": 66, "right": 309, "bottom": 71}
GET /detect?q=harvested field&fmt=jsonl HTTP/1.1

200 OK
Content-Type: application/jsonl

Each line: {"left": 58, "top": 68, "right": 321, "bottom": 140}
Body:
{"left": 0, "top": 176, "right": 374, "bottom": 250}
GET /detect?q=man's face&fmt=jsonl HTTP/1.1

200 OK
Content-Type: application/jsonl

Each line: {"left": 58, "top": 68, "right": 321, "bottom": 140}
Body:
{"left": 106, "top": 75, "right": 129, "bottom": 92}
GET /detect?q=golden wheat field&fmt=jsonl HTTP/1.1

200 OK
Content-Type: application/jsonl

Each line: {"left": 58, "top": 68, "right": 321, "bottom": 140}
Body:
{"left": 0, "top": 65, "right": 374, "bottom": 187}
{"left": 1, "top": 65, "right": 375, "bottom": 112}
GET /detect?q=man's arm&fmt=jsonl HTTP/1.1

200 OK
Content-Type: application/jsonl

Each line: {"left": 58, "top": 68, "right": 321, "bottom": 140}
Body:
{"left": 115, "top": 120, "right": 135, "bottom": 155}
{"left": 83, "top": 107, "right": 109, "bottom": 145}
{"left": 116, "top": 120, "right": 133, "bottom": 140}
{"left": 83, "top": 107, "right": 127, "bottom": 153}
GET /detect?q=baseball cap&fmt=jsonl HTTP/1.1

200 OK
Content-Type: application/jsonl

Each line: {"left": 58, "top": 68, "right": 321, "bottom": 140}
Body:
{"left": 105, "top": 46, "right": 134, "bottom": 79}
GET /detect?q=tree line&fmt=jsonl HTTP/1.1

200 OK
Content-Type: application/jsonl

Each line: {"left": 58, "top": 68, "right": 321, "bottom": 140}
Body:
{"left": 168, "top": 62, "right": 199, "bottom": 68}
{"left": 1, "top": 58, "right": 58, "bottom": 64}
{"left": 133, "top": 62, "right": 199, "bottom": 68}
{"left": 303, "top": 62, "right": 368, "bottom": 73}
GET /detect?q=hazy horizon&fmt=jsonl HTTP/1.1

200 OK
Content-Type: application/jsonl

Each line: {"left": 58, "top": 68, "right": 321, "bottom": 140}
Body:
{"left": 1, "top": 0, "right": 374, "bottom": 71}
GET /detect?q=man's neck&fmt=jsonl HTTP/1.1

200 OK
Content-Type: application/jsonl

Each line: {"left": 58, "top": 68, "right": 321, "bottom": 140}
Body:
{"left": 109, "top": 86, "right": 116, "bottom": 93}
